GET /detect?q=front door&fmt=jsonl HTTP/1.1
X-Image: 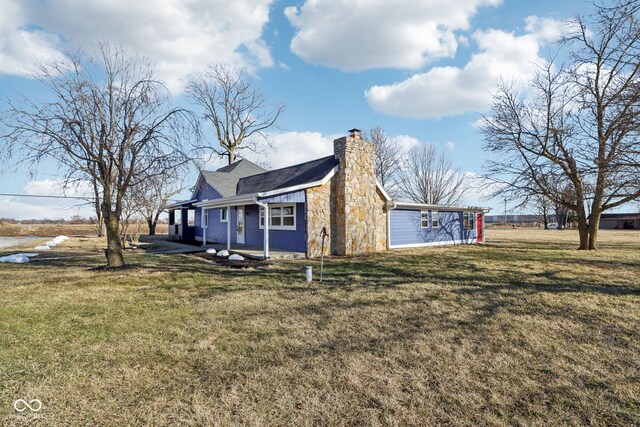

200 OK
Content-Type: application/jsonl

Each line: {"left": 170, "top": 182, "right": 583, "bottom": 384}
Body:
{"left": 476, "top": 213, "right": 484, "bottom": 243}
{"left": 236, "top": 206, "right": 245, "bottom": 244}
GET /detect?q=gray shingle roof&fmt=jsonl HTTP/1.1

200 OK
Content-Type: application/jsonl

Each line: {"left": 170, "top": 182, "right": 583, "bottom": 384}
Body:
{"left": 236, "top": 155, "right": 339, "bottom": 195}
{"left": 200, "top": 159, "right": 267, "bottom": 197}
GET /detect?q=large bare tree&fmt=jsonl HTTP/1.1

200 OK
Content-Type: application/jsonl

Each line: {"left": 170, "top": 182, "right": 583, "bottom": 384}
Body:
{"left": 363, "top": 127, "right": 403, "bottom": 195}
{"left": 186, "top": 64, "right": 284, "bottom": 165}
{"left": 397, "top": 144, "right": 467, "bottom": 206}
{"left": 1, "top": 44, "right": 193, "bottom": 266}
{"left": 482, "top": 1, "right": 640, "bottom": 249}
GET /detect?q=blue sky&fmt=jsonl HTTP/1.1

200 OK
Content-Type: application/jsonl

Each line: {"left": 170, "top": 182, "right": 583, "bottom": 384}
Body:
{"left": 0, "top": 0, "right": 593, "bottom": 219}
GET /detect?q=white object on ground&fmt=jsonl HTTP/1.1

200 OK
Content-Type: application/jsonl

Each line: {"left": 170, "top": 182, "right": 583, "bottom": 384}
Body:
{"left": 18, "top": 253, "right": 39, "bottom": 257}
{"left": 46, "top": 241, "right": 57, "bottom": 247}
{"left": 205, "top": 248, "right": 217, "bottom": 254}
{"left": 0, "top": 254, "right": 30, "bottom": 263}
{"left": 217, "top": 250, "right": 229, "bottom": 257}
{"left": 228, "top": 254, "right": 244, "bottom": 261}
{"left": 34, "top": 246, "right": 50, "bottom": 250}
{"left": 57, "top": 235, "right": 69, "bottom": 241}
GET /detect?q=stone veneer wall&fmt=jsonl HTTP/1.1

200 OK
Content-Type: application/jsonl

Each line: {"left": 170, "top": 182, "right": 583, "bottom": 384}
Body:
{"left": 374, "top": 187, "right": 388, "bottom": 251}
{"left": 305, "top": 177, "right": 334, "bottom": 258}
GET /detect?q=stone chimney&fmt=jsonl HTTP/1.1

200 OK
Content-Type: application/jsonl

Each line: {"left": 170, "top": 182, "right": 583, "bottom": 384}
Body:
{"left": 333, "top": 128, "right": 379, "bottom": 255}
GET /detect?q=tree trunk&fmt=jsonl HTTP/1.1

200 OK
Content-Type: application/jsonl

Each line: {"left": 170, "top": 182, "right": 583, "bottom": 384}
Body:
{"left": 228, "top": 150, "right": 236, "bottom": 164}
{"left": 575, "top": 205, "right": 589, "bottom": 250}
{"left": 588, "top": 208, "right": 602, "bottom": 250}
{"left": 147, "top": 218, "right": 157, "bottom": 235}
{"left": 104, "top": 212, "right": 125, "bottom": 267}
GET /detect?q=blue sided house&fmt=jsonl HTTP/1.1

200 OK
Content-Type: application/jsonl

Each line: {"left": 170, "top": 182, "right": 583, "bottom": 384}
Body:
{"left": 167, "top": 129, "right": 487, "bottom": 259}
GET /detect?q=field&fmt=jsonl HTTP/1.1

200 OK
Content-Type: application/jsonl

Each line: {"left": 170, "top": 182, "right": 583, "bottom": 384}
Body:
{"left": 0, "top": 229, "right": 638, "bottom": 425}
{"left": 0, "top": 222, "right": 168, "bottom": 237}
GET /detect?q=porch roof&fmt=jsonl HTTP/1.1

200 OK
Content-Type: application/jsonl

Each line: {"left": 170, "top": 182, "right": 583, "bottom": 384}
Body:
{"left": 166, "top": 199, "right": 197, "bottom": 210}
{"left": 390, "top": 201, "right": 492, "bottom": 212}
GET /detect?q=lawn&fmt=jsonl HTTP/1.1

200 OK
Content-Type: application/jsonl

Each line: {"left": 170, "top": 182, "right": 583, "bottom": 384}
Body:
{"left": 0, "top": 229, "right": 638, "bottom": 426}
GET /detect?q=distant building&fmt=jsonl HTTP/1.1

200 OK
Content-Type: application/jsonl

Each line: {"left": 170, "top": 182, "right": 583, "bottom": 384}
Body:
{"left": 485, "top": 214, "right": 542, "bottom": 226}
{"left": 597, "top": 213, "right": 640, "bottom": 230}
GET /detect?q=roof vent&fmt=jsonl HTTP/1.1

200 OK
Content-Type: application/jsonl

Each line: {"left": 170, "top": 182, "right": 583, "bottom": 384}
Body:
{"left": 348, "top": 128, "right": 361, "bottom": 139}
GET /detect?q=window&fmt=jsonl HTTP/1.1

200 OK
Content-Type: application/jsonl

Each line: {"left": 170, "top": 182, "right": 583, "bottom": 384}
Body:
{"left": 260, "top": 204, "right": 296, "bottom": 230}
{"left": 464, "top": 212, "right": 475, "bottom": 230}
{"left": 174, "top": 209, "right": 181, "bottom": 225}
{"left": 220, "top": 208, "right": 228, "bottom": 222}
{"left": 421, "top": 211, "right": 429, "bottom": 228}
{"left": 187, "top": 209, "right": 195, "bottom": 226}
{"left": 432, "top": 210, "right": 439, "bottom": 228}
{"left": 203, "top": 209, "right": 208, "bottom": 228}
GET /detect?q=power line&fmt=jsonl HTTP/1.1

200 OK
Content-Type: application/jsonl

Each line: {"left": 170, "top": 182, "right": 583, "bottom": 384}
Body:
{"left": 0, "top": 193, "right": 87, "bottom": 200}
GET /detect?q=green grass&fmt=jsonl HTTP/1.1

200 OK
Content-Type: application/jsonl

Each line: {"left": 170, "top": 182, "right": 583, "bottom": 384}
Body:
{"left": 0, "top": 229, "right": 638, "bottom": 425}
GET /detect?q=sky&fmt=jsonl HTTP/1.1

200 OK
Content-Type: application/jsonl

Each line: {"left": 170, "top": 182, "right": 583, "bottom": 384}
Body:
{"left": 0, "top": 0, "right": 596, "bottom": 220}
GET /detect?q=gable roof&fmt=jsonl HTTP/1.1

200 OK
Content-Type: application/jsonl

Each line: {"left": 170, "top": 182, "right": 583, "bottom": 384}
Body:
{"left": 197, "top": 159, "right": 267, "bottom": 198}
{"left": 236, "top": 155, "right": 339, "bottom": 195}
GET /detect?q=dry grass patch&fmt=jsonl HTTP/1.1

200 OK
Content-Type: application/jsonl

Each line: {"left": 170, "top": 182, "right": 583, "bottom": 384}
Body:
{"left": 0, "top": 230, "right": 638, "bottom": 425}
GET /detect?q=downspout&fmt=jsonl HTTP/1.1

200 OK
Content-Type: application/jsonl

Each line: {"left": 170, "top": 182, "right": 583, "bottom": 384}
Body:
{"left": 254, "top": 197, "right": 269, "bottom": 259}
{"left": 386, "top": 201, "right": 396, "bottom": 250}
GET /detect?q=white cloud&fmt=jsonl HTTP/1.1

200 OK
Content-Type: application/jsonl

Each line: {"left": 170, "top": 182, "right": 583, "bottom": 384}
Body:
{"left": 446, "top": 141, "right": 455, "bottom": 151}
{"left": 0, "top": 179, "right": 94, "bottom": 220}
{"left": 365, "top": 22, "right": 553, "bottom": 119}
{"left": 0, "top": 0, "right": 274, "bottom": 90}
{"left": 249, "top": 131, "right": 336, "bottom": 169}
{"left": 285, "top": 0, "right": 501, "bottom": 72}
{"left": 393, "top": 135, "right": 421, "bottom": 153}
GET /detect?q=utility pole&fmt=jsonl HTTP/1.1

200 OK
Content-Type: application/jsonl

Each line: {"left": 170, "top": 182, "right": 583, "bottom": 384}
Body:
{"left": 504, "top": 196, "right": 508, "bottom": 228}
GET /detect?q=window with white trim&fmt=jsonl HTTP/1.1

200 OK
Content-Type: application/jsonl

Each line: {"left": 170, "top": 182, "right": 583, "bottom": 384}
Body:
{"left": 260, "top": 204, "right": 296, "bottom": 230}
{"left": 188, "top": 209, "right": 195, "bottom": 226}
{"left": 421, "top": 211, "right": 429, "bottom": 228}
{"left": 220, "top": 208, "right": 228, "bottom": 222}
{"left": 432, "top": 210, "right": 439, "bottom": 228}
{"left": 174, "top": 209, "right": 181, "bottom": 225}
{"left": 464, "top": 212, "right": 475, "bottom": 230}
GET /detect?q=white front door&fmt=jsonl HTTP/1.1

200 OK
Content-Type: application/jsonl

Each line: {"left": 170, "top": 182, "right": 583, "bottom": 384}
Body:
{"left": 236, "top": 206, "right": 245, "bottom": 244}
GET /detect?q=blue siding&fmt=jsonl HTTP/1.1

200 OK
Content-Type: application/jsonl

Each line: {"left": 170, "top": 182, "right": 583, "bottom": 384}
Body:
{"left": 244, "top": 203, "right": 306, "bottom": 252}
{"left": 390, "top": 209, "right": 477, "bottom": 247}
{"left": 259, "top": 191, "right": 305, "bottom": 204}
{"left": 194, "top": 178, "right": 223, "bottom": 239}
{"left": 203, "top": 208, "right": 231, "bottom": 243}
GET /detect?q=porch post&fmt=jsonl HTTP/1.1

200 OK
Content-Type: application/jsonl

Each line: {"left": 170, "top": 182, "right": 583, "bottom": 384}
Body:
{"left": 226, "top": 206, "right": 231, "bottom": 251}
{"left": 202, "top": 207, "right": 207, "bottom": 246}
{"left": 264, "top": 204, "right": 269, "bottom": 259}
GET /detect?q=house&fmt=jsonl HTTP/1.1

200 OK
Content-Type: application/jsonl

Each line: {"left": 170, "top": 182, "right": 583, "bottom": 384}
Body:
{"left": 167, "top": 129, "right": 487, "bottom": 258}
{"left": 597, "top": 213, "right": 640, "bottom": 229}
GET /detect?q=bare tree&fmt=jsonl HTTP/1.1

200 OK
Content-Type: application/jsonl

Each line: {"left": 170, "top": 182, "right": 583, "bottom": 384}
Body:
{"left": 533, "top": 195, "right": 553, "bottom": 229}
{"left": 482, "top": 1, "right": 640, "bottom": 250}
{"left": 186, "top": 63, "right": 284, "bottom": 165}
{"left": 1, "top": 44, "right": 193, "bottom": 266}
{"left": 397, "top": 144, "right": 467, "bottom": 205}
{"left": 362, "top": 127, "right": 403, "bottom": 195}
{"left": 132, "top": 174, "right": 184, "bottom": 235}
